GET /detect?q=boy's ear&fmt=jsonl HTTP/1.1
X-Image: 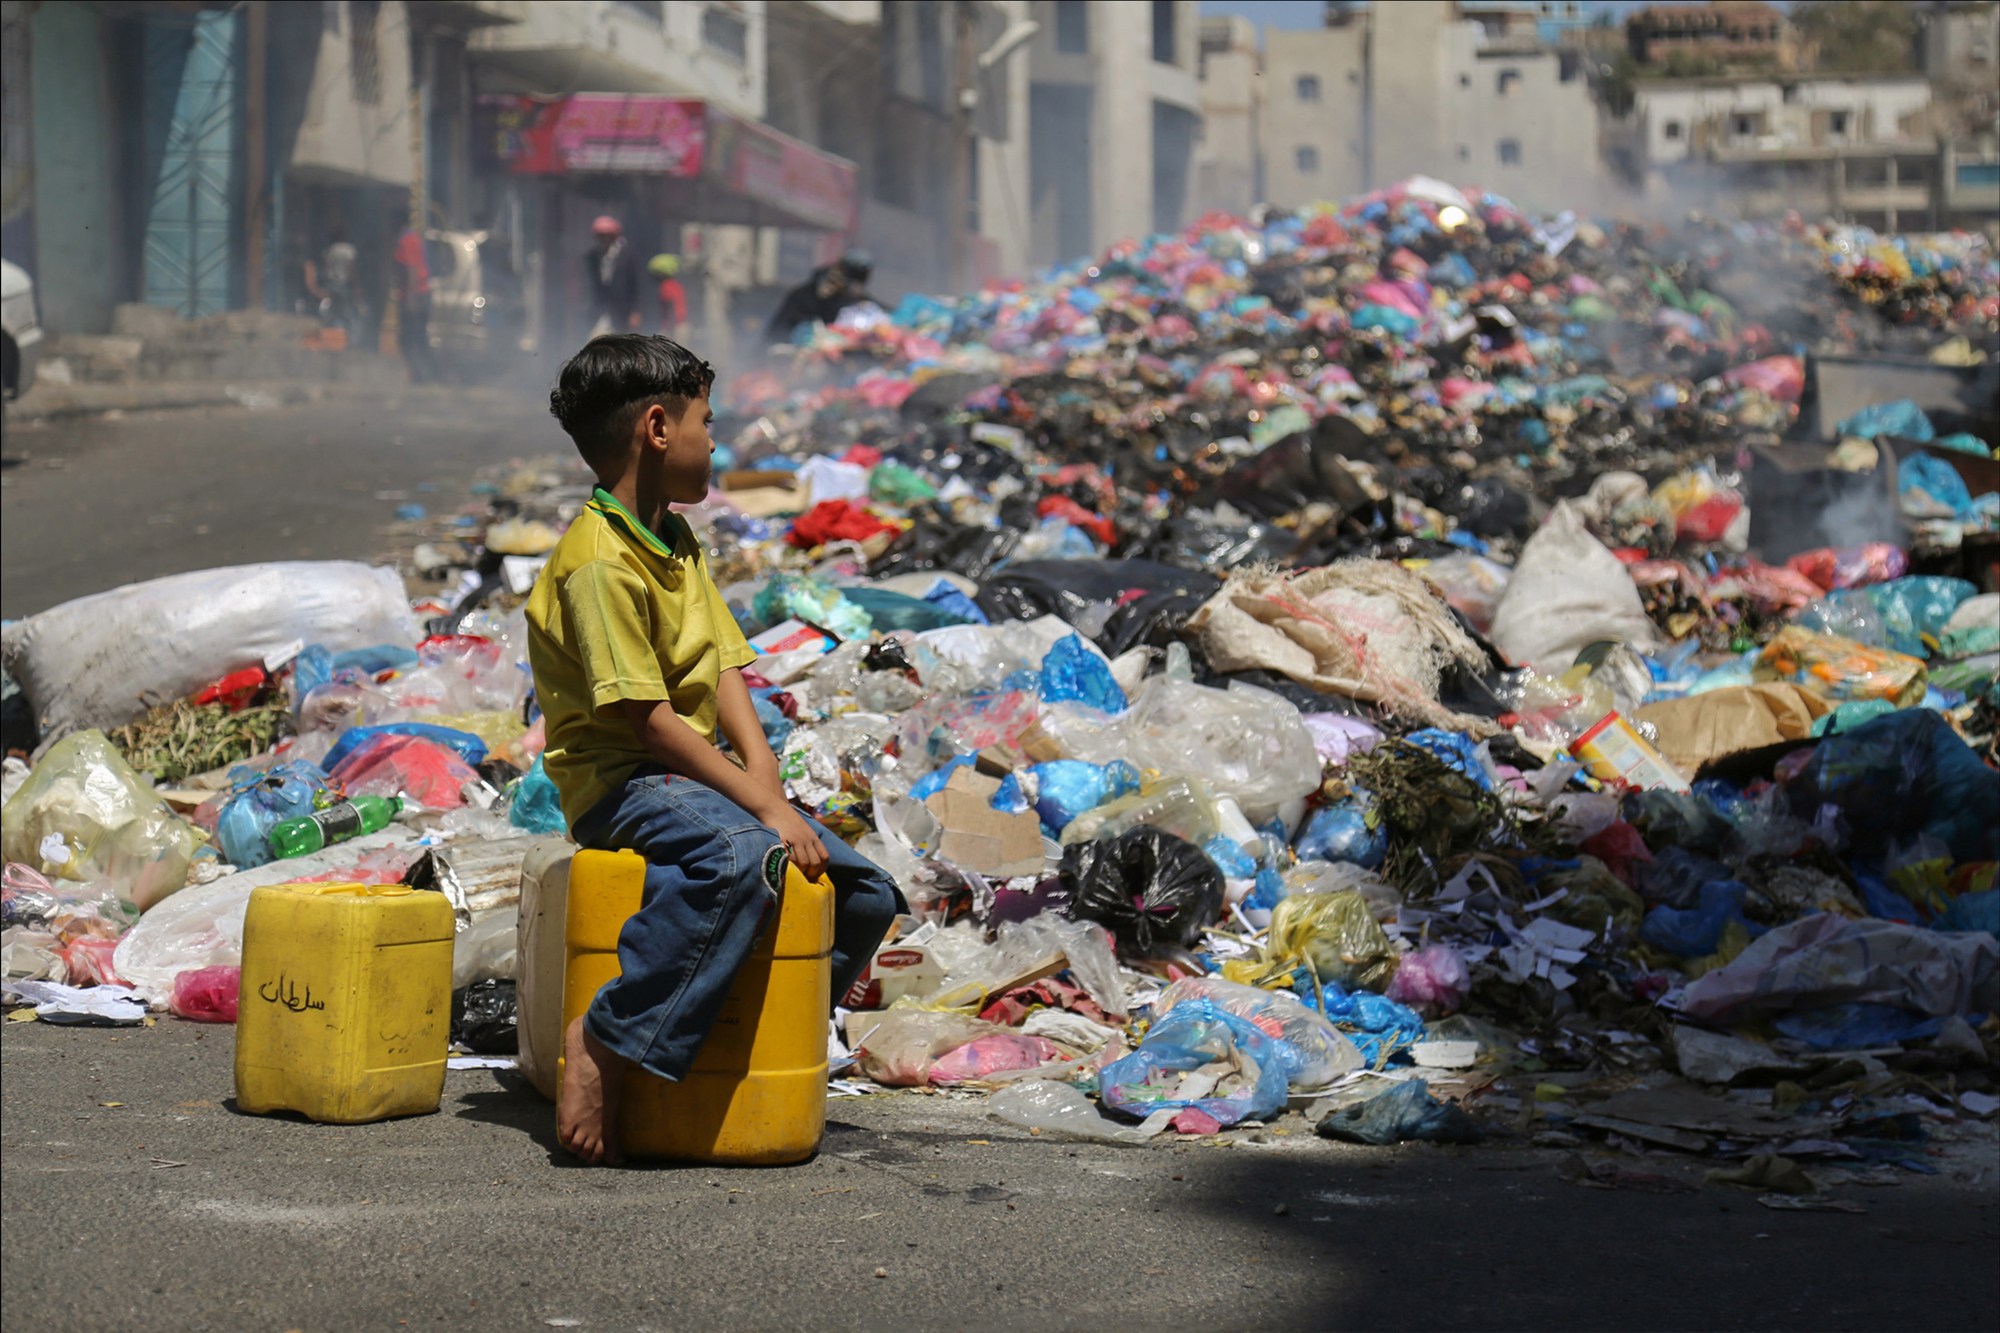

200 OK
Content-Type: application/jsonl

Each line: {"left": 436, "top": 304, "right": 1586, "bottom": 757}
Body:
{"left": 641, "top": 401, "right": 671, "bottom": 450}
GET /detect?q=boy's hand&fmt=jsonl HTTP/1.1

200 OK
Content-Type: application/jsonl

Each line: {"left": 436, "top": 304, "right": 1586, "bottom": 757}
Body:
{"left": 762, "top": 802, "right": 829, "bottom": 882}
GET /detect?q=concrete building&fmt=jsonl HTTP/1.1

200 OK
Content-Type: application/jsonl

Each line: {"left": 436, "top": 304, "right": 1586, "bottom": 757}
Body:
{"left": 469, "top": 0, "right": 766, "bottom": 118}
{"left": 1194, "top": 15, "right": 1264, "bottom": 219}
{"left": 763, "top": 0, "right": 1033, "bottom": 297}
{"left": 1602, "top": 75, "right": 1940, "bottom": 230}
{"left": 1025, "top": 0, "right": 1203, "bottom": 264}
{"left": 1624, "top": 2, "right": 1802, "bottom": 72}
{"left": 1258, "top": 1, "right": 1610, "bottom": 215}
{"left": 1915, "top": 2, "right": 2000, "bottom": 140}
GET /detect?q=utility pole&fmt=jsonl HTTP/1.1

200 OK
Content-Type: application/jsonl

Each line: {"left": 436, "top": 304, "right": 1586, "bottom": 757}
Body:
{"left": 244, "top": 0, "right": 268, "bottom": 308}
{"left": 948, "top": 0, "right": 976, "bottom": 293}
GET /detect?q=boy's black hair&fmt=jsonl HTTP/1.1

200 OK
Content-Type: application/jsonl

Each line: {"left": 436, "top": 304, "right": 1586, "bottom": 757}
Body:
{"left": 548, "top": 334, "right": 715, "bottom": 473}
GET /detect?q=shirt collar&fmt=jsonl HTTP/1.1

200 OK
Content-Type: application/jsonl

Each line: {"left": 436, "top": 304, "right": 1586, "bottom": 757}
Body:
{"left": 589, "top": 487, "right": 681, "bottom": 561}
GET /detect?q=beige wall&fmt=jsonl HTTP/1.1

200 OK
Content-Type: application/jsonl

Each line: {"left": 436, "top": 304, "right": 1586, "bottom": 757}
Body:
{"left": 473, "top": 1, "right": 767, "bottom": 119}
{"left": 1262, "top": 25, "right": 1367, "bottom": 208}
{"left": 1196, "top": 17, "right": 1262, "bottom": 218}
{"left": 290, "top": 1, "right": 416, "bottom": 188}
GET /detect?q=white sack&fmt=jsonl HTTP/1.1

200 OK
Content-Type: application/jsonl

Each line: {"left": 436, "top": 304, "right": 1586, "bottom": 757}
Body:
{"left": 1489, "top": 502, "right": 1660, "bottom": 673}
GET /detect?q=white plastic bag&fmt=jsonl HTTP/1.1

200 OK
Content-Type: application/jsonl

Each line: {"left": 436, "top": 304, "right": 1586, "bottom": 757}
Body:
{"left": 4, "top": 561, "right": 420, "bottom": 737}
{"left": 0, "top": 730, "right": 198, "bottom": 913}
{"left": 1489, "top": 502, "right": 1660, "bottom": 673}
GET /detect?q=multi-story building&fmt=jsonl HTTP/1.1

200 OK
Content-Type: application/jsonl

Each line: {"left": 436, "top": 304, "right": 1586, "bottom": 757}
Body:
{"left": 1025, "top": 0, "right": 1202, "bottom": 265}
{"left": 1194, "top": 15, "right": 1264, "bottom": 220}
{"left": 763, "top": 0, "right": 1033, "bottom": 298}
{"left": 1257, "top": 1, "right": 1610, "bottom": 216}
{"left": 1624, "top": 1, "right": 1804, "bottom": 72}
{"left": 1602, "top": 74, "right": 1941, "bottom": 230}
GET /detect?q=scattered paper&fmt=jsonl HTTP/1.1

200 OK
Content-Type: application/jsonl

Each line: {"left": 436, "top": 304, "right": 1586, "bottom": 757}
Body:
{"left": 2, "top": 981, "right": 147, "bottom": 1026}
{"left": 447, "top": 1055, "right": 517, "bottom": 1071}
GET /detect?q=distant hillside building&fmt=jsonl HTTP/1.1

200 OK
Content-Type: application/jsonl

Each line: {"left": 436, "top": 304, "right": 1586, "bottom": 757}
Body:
{"left": 1625, "top": 1, "right": 1804, "bottom": 71}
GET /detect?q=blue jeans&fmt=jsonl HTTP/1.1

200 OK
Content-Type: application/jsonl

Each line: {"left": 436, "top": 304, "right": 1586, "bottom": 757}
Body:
{"left": 570, "top": 770, "right": 903, "bottom": 1082}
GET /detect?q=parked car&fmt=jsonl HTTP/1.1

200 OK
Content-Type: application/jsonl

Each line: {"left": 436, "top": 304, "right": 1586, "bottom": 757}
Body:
{"left": 2, "top": 258, "right": 44, "bottom": 399}
{"left": 423, "top": 230, "right": 530, "bottom": 379}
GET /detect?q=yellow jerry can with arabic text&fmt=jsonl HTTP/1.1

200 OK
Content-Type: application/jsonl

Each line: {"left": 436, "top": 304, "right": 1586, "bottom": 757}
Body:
{"left": 234, "top": 883, "right": 454, "bottom": 1124}
{"left": 561, "top": 848, "right": 834, "bottom": 1165}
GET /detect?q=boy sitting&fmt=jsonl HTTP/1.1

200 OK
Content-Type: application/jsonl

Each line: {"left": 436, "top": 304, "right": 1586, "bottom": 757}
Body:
{"left": 527, "top": 335, "right": 902, "bottom": 1165}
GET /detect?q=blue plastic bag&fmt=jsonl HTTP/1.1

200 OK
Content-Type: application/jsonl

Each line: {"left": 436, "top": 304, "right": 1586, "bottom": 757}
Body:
{"left": 216, "top": 761, "right": 338, "bottom": 869}
{"left": 507, "top": 755, "right": 567, "bottom": 836}
{"left": 1787, "top": 710, "right": 2000, "bottom": 865}
{"left": 1640, "top": 879, "right": 1757, "bottom": 957}
{"left": 1900, "top": 454, "right": 1977, "bottom": 520}
{"left": 1311, "top": 980, "right": 1428, "bottom": 1067}
{"left": 1316, "top": 1080, "right": 1481, "bottom": 1145}
{"left": 1038, "top": 635, "right": 1127, "bottom": 714}
{"left": 1402, "top": 728, "right": 1494, "bottom": 790}
{"left": 321, "top": 722, "right": 489, "bottom": 774}
{"left": 839, "top": 585, "right": 974, "bottom": 633}
{"left": 1202, "top": 835, "right": 1259, "bottom": 880}
{"left": 1098, "top": 999, "right": 1289, "bottom": 1126}
{"left": 1294, "top": 798, "right": 1387, "bottom": 869}
{"left": 1772, "top": 1003, "right": 1944, "bottom": 1051}
{"left": 1022, "top": 759, "right": 1140, "bottom": 836}
{"left": 923, "top": 580, "right": 988, "bottom": 626}
{"left": 911, "top": 755, "right": 980, "bottom": 803}
{"left": 1935, "top": 889, "right": 2000, "bottom": 937}
{"left": 1836, "top": 398, "right": 1934, "bottom": 442}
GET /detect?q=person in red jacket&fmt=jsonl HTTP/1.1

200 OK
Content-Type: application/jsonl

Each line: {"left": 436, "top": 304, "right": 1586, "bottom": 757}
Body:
{"left": 649, "top": 253, "right": 687, "bottom": 338}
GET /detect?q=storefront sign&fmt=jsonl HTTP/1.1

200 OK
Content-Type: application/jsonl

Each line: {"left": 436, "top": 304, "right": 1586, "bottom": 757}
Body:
{"left": 481, "top": 95, "right": 705, "bottom": 176}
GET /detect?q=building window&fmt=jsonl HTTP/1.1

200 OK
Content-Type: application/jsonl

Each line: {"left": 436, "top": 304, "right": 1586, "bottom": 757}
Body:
{"left": 1829, "top": 110, "right": 1850, "bottom": 136}
{"left": 703, "top": 5, "right": 748, "bottom": 62}
{"left": 1296, "top": 74, "right": 1321, "bottom": 102}
{"left": 1732, "top": 113, "right": 1756, "bottom": 137}
{"left": 1054, "top": 0, "right": 1087, "bottom": 54}
{"left": 613, "top": 0, "right": 663, "bottom": 22}
{"left": 1152, "top": 0, "right": 1176, "bottom": 65}
{"left": 1295, "top": 145, "right": 1319, "bottom": 174}
{"left": 1498, "top": 138, "right": 1522, "bottom": 166}
{"left": 1497, "top": 68, "right": 1521, "bottom": 96}
{"left": 1663, "top": 119, "right": 1683, "bottom": 140}
{"left": 1458, "top": 145, "right": 1470, "bottom": 161}
{"left": 1459, "top": 74, "right": 1471, "bottom": 88}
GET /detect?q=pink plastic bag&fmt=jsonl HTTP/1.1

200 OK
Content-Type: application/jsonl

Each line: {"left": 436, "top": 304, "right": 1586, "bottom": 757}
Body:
{"left": 169, "top": 966, "right": 241, "bottom": 1024}
{"left": 59, "top": 937, "right": 122, "bottom": 987}
{"left": 928, "top": 1034, "right": 1065, "bottom": 1084}
{"left": 327, "top": 734, "right": 478, "bottom": 808}
{"left": 1383, "top": 944, "right": 1470, "bottom": 1018}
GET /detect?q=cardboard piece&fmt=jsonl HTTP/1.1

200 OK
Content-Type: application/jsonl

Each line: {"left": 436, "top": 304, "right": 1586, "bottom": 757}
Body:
{"left": 922, "top": 767, "right": 1045, "bottom": 879}
{"left": 1633, "top": 683, "right": 1832, "bottom": 778}
{"left": 1012, "top": 720, "right": 1064, "bottom": 765}
{"left": 842, "top": 925, "right": 947, "bottom": 1010}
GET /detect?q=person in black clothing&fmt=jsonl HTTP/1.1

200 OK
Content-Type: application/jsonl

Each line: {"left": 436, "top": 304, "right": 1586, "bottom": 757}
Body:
{"left": 587, "top": 215, "right": 643, "bottom": 338}
{"left": 765, "top": 249, "right": 873, "bottom": 344}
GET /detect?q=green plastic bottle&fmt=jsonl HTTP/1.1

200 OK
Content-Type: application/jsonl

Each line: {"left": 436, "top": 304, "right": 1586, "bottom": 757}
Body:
{"left": 267, "top": 795, "right": 404, "bottom": 860}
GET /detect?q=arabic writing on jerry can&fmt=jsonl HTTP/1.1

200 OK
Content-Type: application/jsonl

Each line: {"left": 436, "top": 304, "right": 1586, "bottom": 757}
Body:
{"left": 233, "top": 882, "right": 454, "bottom": 1124}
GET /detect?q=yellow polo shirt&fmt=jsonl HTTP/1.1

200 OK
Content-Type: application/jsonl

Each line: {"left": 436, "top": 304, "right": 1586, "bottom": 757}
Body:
{"left": 525, "top": 488, "right": 757, "bottom": 829}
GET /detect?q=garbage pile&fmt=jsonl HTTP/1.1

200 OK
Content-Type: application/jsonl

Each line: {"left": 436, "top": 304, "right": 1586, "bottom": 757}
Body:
{"left": 5, "top": 178, "right": 1998, "bottom": 1191}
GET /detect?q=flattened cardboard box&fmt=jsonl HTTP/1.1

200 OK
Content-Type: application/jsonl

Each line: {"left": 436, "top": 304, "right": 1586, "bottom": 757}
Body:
{"left": 922, "top": 767, "right": 1044, "bottom": 880}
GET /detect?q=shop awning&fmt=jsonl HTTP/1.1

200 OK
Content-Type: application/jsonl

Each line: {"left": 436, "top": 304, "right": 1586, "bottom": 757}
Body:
{"left": 477, "top": 94, "right": 857, "bottom": 234}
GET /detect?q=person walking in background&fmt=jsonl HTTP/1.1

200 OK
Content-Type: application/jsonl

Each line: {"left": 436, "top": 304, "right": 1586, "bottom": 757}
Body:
{"left": 587, "top": 216, "right": 642, "bottom": 338}
{"left": 391, "top": 219, "right": 439, "bottom": 383}
{"left": 309, "top": 224, "right": 359, "bottom": 345}
{"left": 764, "top": 249, "right": 874, "bottom": 345}
{"left": 649, "top": 253, "right": 687, "bottom": 339}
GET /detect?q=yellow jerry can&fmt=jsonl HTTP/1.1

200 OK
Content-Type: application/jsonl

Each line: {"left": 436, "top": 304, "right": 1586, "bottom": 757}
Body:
{"left": 561, "top": 848, "right": 834, "bottom": 1165}
{"left": 234, "top": 883, "right": 454, "bottom": 1124}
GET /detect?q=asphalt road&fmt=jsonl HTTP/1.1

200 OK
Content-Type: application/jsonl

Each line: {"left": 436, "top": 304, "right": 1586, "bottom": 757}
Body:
{"left": 0, "top": 386, "right": 556, "bottom": 620}
{"left": 2, "top": 1018, "right": 1997, "bottom": 1332}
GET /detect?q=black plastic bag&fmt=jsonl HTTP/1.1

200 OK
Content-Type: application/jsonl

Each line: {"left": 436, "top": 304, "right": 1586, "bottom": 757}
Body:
{"left": 451, "top": 979, "right": 518, "bottom": 1055}
{"left": 974, "top": 559, "right": 1219, "bottom": 627}
{"left": 1096, "top": 590, "right": 1211, "bottom": 657}
{"left": 868, "top": 520, "right": 1020, "bottom": 582}
{"left": 1217, "top": 417, "right": 1382, "bottom": 522}
{"left": 1062, "top": 828, "right": 1224, "bottom": 958}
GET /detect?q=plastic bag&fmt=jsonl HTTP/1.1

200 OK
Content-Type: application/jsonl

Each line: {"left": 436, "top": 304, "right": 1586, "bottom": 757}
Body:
{"left": 215, "top": 760, "right": 340, "bottom": 870}
{"left": 1264, "top": 890, "right": 1399, "bottom": 992}
{"left": 1316, "top": 1079, "right": 1480, "bottom": 1145}
{"left": 752, "top": 572, "right": 873, "bottom": 642}
{"left": 1294, "top": 799, "right": 1386, "bottom": 869}
{"left": 1038, "top": 634, "right": 1128, "bottom": 713}
{"left": 1061, "top": 827, "right": 1224, "bottom": 957}
{"left": 1490, "top": 503, "right": 1661, "bottom": 673}
{"left": 986, "top": 1079, "right": 1174, "bottom": 1145}
{"left": 0, "top": 730, "right": 199, "bottom": 913}
{"left": 328, "top": 734, "right": 480, "bottom": 808}
{"left": 850, "top": 1009, "right": 1008, "bottom": 1086}
{"left": 320, "top": 722, "right": 488, "bottom": 773}
{"left": 1113, "top": 679, "right": 1323, "bottom": 825}
{"left": 451, "top": 979, "right": 518, "bottom": 1054}
{"left": 1154, "top": 976, "right": 1362, "bottom": 1088}
{"left": 507, "top": 756, "right": 568, "bottom": 836}
{"left": 1383, "top": 943, "right": 1470, "bottom": 1017}
{"left": 1017, "top": 760, "right": 1141, "bottom": 837}
{"left": 169, "top": 965, "right": 240, "bottom": 1023}
{"left": 1313, "top": 981, "right": 1427, "bottom": 1067}
{"left": 1753, "top": 626, "right": 1926, "bottom": 706}
{"left": 1836, "top": 398, "right": 1933, "bottom": 442}
{"left": 1, "top": 561, "right": 419, "bottom": 737}
{"left": 1097, "top": 999, "right": 1289, "bottom": 1126}
{"left": 1681, "top": 914, "right": 1999, "bottom": 1024}
{"left": 929, "top": 1034, "right": 1066, "bottom": 1083}
{"left": 1785, "top": 710, "right": 2000, "bottom": 865}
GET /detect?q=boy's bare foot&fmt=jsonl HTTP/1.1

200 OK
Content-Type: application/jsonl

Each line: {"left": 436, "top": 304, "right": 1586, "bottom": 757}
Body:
{"left": 558, "top": 1015, "right": 628, "bottom": 1166}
